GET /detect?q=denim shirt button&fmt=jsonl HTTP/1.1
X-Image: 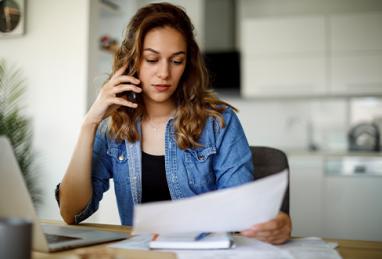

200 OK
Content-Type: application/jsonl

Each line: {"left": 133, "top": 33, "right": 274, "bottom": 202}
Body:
{"left": 118, "top": 154, "right": 125, "bottom": 161}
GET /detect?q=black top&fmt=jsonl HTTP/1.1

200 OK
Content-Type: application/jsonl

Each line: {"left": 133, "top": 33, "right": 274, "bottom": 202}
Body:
{"left": 141, "top": 151, "right": 171, "bottom": 203}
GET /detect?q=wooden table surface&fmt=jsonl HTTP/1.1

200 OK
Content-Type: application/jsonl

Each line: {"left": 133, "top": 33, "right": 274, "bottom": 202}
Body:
{"left": 325, "top": 238, "right": 382, "bottom": 259}
{"left": 33, "top": 221, "right": 382, "bottom": 259}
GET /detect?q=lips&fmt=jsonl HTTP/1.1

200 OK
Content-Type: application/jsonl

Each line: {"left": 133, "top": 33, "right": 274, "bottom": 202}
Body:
{"left": 153, "top": 84, "right": 171, "bottom": 92}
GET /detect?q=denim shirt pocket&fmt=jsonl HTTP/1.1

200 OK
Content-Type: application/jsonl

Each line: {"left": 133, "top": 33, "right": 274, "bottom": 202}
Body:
{"left": 184, "top": 146, "right": 217, "bottom": 193}
{"left": 106, "top": 145, "right": 129, "bottom": 183}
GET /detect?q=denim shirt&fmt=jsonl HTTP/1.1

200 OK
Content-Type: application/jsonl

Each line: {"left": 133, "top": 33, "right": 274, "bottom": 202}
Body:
{"left": 74, "top": 107, "right": 254, "bottom": 226}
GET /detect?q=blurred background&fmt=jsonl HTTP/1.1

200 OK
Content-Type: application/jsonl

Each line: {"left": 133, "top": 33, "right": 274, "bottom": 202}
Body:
{"left": 0, "top": 0, "right": 381, "bottom": 241}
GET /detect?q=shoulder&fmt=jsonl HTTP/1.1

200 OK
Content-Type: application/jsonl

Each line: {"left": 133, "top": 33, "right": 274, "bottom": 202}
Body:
{"left": 95, "top": 118, "right": 139, "bottom": 146}
{"left": 208, "top": 105, "right": 240, "bottom": 130}
{"left": 95, "top": 119, "right": 110, "bottom": 140}
{"left": 220, "top": 106, "right": 237, "bottom": 121}
{"left": 93, "top": 119, "right": 128, "bottom": 156}
{"left": 92, "top": 120, "right": 111, "bottom": 153}
{"left": 98, "top": 119, "right": 109, "bottom": 134}
{"left": 197, "top": 106, "right": 242, "bottom": 141}
{"left": 94, "top": 119, "right": 120, "bottom": 146}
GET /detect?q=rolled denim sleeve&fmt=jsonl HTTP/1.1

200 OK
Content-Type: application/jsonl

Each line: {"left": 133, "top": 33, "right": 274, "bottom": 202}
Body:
{"left": 73, "top": 121, "right": 113, "bottom": 224}
{"left": 213, "top": 108, "right": 254, "bottom": 188}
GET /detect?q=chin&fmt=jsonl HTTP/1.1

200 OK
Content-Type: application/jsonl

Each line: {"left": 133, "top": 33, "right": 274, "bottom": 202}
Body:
{"left": 144, "top": 93, "right": 174, "bottom": 104}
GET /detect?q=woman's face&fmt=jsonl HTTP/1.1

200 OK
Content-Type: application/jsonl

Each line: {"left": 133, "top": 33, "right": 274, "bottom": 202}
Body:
{"left": 138, "top": 26, "right": 187, "bottom": 105}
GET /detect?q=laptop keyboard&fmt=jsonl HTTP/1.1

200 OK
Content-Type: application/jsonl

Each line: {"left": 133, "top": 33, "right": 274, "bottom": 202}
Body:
{"left": 45, "top": 233, "right": 81, "bottom": 244}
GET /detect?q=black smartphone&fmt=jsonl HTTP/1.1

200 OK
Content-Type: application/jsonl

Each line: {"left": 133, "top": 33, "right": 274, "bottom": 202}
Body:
{"left": 116, "top": 67, "right": 141, "bottom": 104}
{"left": 119, "top": 90, "right": 138, "bottom": 103}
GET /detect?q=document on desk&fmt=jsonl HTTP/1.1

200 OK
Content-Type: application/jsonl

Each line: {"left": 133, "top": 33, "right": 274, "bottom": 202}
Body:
{"left": 110, "top": 235, "right": 342, "bottom": 259}
{"left": 133, "top": 170, "right": 288, "bottom": 234}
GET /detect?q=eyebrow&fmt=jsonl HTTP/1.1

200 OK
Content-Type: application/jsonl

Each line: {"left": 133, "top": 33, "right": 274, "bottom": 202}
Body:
{"left": 143, "top": 48, "right": 186, "bottom": 57}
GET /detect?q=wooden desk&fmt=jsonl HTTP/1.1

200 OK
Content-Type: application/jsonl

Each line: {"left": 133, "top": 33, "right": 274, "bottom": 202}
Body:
{"left": 325, "top": 238, "right": 382, "bottom": 259}
{"left": 33, "top": 221, "right": 382, "bottom": 259}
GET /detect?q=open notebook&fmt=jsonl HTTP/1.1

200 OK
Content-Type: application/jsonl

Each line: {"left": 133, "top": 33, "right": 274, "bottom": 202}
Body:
{"left": 149, "top": 232, "right": 233, "bottom": 250}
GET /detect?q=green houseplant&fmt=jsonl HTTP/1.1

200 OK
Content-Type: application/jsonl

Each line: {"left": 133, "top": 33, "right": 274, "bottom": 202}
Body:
{"left": 0, "top": 59, "right": 41, "bottom": 206}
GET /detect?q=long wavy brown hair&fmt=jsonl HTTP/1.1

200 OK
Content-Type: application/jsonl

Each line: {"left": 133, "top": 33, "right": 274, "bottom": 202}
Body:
{"left": 109, "top": 2, "right": 236, "bottom": 149}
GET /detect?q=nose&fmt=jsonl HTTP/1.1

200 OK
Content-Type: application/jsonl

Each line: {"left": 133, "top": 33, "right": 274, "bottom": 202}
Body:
{"left": 157, "top": 60, "right": 169, "bottom": 80}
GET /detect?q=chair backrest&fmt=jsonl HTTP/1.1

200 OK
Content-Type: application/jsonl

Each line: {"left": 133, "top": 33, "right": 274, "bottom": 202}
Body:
{"left": 250, "top": 146, "right": 290, "bottom": 214}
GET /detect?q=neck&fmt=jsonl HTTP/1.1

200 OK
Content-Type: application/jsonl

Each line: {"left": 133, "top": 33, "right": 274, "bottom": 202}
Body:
{"left": 144, "top": 100, "right": 176, "bottom": 122}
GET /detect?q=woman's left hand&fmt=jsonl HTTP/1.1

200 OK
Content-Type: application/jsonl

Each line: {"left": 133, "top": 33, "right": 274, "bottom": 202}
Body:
{"left": 240, "top": 212, "right": 292, "bottom": 244}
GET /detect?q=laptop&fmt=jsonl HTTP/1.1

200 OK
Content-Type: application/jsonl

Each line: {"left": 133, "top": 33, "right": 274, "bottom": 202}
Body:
{"left": 0, "top": 136, "right": 129, "bottom": 252}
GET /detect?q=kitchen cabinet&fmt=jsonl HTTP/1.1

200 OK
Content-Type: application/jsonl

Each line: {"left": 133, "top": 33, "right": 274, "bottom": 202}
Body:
{"left": 242, "top": 16, "right": 327, "bottom": 97}
{"left": 289, "top": 155, "right": 324, "bottom": 237}
{"left": 322, "top": 156, "right": 382, "bottom": 241}
{"left": 241, "top": 12, "right": 382, "bottom": 97}
{"left": 242, "top": 16, "right": 326, "bottom": 54}
{"left": 329, "top": 12, "right": 382, "bottom": 95}
{"left": 289, "top": 153, "right": 382, "bottom": 241}
{"left": 243, "top": 57, "right": 326, "bottom": 96}
{"left": 330, "top": 54, "right": 382, "bottom": 95}
{"left": 330, "top": 12, "right": 382, "bottom": 53}
{"left": 322, "top": 174, "right": 382, "bottom": 241}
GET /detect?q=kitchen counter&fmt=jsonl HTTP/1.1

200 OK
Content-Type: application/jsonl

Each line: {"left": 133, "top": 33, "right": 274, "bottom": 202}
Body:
{"left": 284, "top": 149, "right": 382, "bottom": 158}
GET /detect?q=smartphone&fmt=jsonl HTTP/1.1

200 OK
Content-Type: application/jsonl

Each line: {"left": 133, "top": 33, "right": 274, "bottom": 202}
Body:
{"left": 118, "top": 90, "right": 138, "bottom": 103}
{"left": 116, "top": 67, "right": 141, "bottom": 104}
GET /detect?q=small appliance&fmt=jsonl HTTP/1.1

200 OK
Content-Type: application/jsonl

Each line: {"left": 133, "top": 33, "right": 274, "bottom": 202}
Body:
{"left": 348, "top": 122, "right": 380, "bottom": 152}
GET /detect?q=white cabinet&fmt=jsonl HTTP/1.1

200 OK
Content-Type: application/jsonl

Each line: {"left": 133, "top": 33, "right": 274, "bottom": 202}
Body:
{"left": 329, "top": 12, "right": 382, "bottom": 95}
{"left": 242, "top": 16, "right": 327, "bottom": 97}
{"left": 241, "top": 12, "right": 382, "bottom": 97}
{"left": 322, "top": 173, "right": 382, "bottom": 241}
{"left": 242, "top": 17, "right": 326, "bottom": 54}
{"left": 330, "top": 13, "right": 382, "bottom": 52}
{"left": 289, "top": 155, "right": 324, "bottom": 237}
{"left": 289, "top": 154, "right": 382, "bottom": 241}
{"left": 243, "top": 57, "right": 326, "bottom": 96}
{"left": 330, "top": 54, "right": 382, "bottom": 94}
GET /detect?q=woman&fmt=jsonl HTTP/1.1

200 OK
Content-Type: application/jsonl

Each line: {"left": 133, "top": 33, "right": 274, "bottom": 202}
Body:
{"left": 57, "top": 2, "right": 291, "bottom": 244}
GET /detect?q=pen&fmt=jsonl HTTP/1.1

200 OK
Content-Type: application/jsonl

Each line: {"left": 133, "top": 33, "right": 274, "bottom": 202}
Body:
{"left": 194, "top": 232, "right": 211, "bottom": 241}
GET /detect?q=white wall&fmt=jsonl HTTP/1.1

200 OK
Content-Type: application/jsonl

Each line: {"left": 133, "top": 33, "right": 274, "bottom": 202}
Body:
{"left": 0, "top": 0, "right": 91, "bottom": 220}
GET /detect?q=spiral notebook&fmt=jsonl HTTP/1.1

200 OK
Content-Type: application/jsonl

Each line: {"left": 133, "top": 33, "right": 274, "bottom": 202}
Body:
{"left": 149, "top": 232, "right": 233, "bottom": 250}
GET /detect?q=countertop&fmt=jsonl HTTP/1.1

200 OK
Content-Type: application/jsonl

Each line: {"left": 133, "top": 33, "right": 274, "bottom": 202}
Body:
{"left": 284, "top": 149, "right": 382, "bottom": 158}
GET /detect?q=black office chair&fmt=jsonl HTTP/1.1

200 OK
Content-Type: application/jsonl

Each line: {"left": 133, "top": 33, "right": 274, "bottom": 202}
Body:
{"left": 249, "top": 146, "right": 290, "bottom": 214}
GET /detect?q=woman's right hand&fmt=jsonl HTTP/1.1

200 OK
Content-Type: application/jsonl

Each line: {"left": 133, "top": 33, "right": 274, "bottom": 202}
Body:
{"left": 84, "top": 64, "right": 142, "bottom": 126}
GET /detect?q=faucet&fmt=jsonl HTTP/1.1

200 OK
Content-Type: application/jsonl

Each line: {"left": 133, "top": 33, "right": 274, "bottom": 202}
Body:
{"left": 307, "top": 120, "right": 319, "bottom": 151}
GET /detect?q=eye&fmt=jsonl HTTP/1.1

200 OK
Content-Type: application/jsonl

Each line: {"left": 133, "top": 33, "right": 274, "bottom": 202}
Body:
{"left": 172, "top": 59, "right": 184, "bottom": 65}
{"left": 146, "top": 59, "right": 158, "bottom": 63}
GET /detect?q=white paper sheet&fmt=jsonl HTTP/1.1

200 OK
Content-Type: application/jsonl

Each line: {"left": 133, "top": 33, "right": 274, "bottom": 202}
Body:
{"left": 174, "top": 250, "right": 293, "bottom": 259}
{"left": 173, "top": 237, "right": 343, "bottom": 259}
{"left": 109, "top": 236, "right": 342, "bottom": 259}
{"left": 133, "top": 170, "right": 288, "bottom": 234}
{"left": 279, "top": 237, "right": 342, "bottom": 259}
{"left": 110, "top": 237, "right": 293, "bottom": 259}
